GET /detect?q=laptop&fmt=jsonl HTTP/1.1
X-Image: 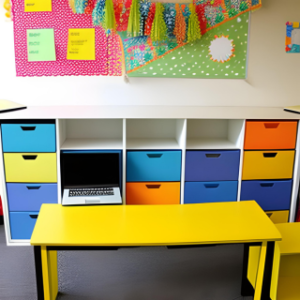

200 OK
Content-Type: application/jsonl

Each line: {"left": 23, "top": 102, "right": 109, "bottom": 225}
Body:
{"left": 61, "top": 151, "right": 122, "bottom": 206}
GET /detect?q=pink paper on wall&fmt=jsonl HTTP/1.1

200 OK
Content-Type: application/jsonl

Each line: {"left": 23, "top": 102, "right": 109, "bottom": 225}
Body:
{"left": 12, "top": 0, "right": 122, "bottom": 76}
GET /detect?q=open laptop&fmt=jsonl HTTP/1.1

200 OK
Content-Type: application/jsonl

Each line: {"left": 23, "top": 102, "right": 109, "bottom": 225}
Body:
{"left": 61, "top": 151, "right": 122, "bottom": 206}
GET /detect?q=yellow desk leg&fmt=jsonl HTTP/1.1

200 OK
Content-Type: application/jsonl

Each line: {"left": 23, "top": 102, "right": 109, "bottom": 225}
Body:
{"left": 41, "top": 246, "right": 58, "bottom": 300}
{"left": 270, "top": 242, "right": 281, "bottom": 300}
{"left": 253, "top": 242, "right": 267, "bottom": 300}
{"left": 247, "top": 245, "right": 261, "bottom": 288}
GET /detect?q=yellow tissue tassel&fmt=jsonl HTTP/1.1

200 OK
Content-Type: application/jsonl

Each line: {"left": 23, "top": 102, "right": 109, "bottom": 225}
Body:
{"left": 4, "top": 0, "right": 11, "bottom": 19}
{"left": 69, "top": 0, "right": 76, "bottom": 13}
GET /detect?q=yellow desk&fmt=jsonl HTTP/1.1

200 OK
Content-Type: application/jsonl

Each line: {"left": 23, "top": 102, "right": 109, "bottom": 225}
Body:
{"left": 31, "top": 201, "right": 281, "bottom": 300}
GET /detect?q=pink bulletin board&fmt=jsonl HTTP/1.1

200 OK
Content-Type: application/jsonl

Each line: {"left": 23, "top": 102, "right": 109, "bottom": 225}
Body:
{"left": 12, "top": 0, "right": 122, "bottom": 76}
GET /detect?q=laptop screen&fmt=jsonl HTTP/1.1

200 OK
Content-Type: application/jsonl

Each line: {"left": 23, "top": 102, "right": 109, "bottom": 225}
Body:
{"left": 61, "top": 152, "right": 120, "bottom": 188}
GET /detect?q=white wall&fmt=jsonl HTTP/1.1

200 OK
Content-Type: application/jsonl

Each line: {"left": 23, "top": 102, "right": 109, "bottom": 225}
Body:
{"left": 0, "top": 0, "right": 6, "bottom": 20}
{"left": 0, "top": 0, "right": 299, "bottom": 107}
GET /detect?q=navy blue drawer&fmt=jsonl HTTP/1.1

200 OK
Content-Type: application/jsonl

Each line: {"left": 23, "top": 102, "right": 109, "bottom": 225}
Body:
{"left": 240, "top": 180, "right": 292, "bottom": 211}
{"left": 184, "top": 181, "right": 238, "bottom": 204}
{"left": 185, "top": 150, "right": 240, "bottom": 182}
{"left": 127, "top": 151, "right": 182, "bottom": 182}
{"left": 7, "top": 183, "right": 57, "bottom": 211}
{"left": 1, "top": 124, "right": 56, "bottom": 152}
{"left": 10, "top": 211, "right": 38, "bottom": 240}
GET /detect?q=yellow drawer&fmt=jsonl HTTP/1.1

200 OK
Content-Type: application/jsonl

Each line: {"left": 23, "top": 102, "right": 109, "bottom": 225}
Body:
{"left": 266, "top": 210, "right": 289, "bottom": 224}
{"left": 242, "top": 151, "right": 295, "bottom": 180}
{"left": 4, "top": 153, "right": 57, "bottom": 183}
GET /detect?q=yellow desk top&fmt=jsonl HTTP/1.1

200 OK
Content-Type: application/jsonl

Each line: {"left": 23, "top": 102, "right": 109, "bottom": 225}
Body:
{"left": 276, "top": 223, "right": 300, "bottom": 255}
{"left": 31, "top": 201, "right": 281, "bottom": 247}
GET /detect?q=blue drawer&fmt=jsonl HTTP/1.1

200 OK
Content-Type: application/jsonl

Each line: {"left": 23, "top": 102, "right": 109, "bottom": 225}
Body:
{"left": 127, "top": 151, "right": 182, "bottom": 182}
{"left": 9, "top": 211, "right": 39, "bottom": 240}
{"left": 184, "top": 181, "right": 238, "bottom": 204}
{"left": 7, "top": 183, "right": 57, "bottom": 211}
{"left": 1, "top": 124, "right": 56, "bottom": 152}
{"left": 185, "top": 150, "right": 240, "bottom": 182}
{"left": 240, "top": 180, "right": 292, "bottom": 211}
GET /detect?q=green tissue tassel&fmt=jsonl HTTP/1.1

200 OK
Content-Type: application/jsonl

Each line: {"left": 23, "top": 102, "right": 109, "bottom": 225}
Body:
{"left": 151, "top": 3, "right": 167, "bottom": 42}
{"left": 103, "top": 0, "right": 116, "bottom": 31}
{"left": 127, "top": 0, "right": 141, "bottom": 37}
{"left": 187, "top": 4, "right": 201, "bottom": 43}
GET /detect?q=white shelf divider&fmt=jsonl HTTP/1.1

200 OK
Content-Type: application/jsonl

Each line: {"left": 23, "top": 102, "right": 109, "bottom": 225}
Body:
{"left": 187, "top": 138, "right": 238, "bottom": 149}
{"left": 122, "top": 119, "right": 126, "bottom": 205}
{"left": 289, "top": 122, "right": 300, "bottom": 222}
{"left": 236, "top": 120, "right": 246, "bottom": 202}
{"left": 61, "top": 138, "right": 123, "bottom": 150}
{"left": 126, "top": 138, "right": 180, "bottom": 150}
{"left": 0, "top": 127, "right": 12, "bottom": 245}
{"left": 178, "top": 119, "right": 187, "bottom": 204}
{"left": 56, "top": 119, "right": 64, "bottom": 205}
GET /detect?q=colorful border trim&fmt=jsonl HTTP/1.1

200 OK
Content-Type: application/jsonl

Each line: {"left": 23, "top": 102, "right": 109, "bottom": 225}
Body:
{"left": 286, "top": 21, "right": 300, "bottom": 53}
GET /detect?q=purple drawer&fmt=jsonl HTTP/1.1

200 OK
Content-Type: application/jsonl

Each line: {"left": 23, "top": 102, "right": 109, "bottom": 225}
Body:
{"left": 7, "top": 183, "right": 57, "bottom": 211}
{"left": 185, "top": 150, "right": 240, "bottom": 182}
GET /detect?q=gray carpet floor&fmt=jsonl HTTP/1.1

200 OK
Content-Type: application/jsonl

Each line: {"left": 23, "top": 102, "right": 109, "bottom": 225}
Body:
{"left": 0, "top": 225, "right": 253, "bottom": 300}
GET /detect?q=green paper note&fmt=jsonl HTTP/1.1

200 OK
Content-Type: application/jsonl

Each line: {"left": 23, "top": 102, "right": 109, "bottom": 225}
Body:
{"left": 27, "top": 29, "right": 56, "bottom": 62}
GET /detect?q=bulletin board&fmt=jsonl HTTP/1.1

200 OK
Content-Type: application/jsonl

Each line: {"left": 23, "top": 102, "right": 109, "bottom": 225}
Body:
{"left": 12, "top": 0, "right": 122, "bottom": 76}
{"left": 12, "top": 0, "right": 261, "bottom": 78}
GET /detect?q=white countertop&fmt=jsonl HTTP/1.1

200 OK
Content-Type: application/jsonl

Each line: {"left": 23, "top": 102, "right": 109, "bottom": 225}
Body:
{"left": 0, "top": 106, "right": 298, "bottom": 120}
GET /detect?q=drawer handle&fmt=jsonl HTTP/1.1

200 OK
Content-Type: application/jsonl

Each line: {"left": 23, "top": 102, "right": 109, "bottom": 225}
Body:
{"left": 26, "top": 185, "right": 41, "bottom": 190}
{"left": 21, "top": 126, "right": 36, "bottom": 131}
{"left": 205, "top": 154, "right": 221, "bottom": 158}
{"left": 266, "top": 213, "right": 273, "bottom": 218}
{"left": 147, "top": 154, "right": 163, "bottom": 158}
{"left": 22, "top": 155, "right": 37, "bottom": 160}
{"left": 29, "top": 214, "right": 38, "bottom": 219}
{"left": 260, "top": 183, "right": 274, "bottom": 188}
{"left": 264, "top": 123, "right": 279, "bottom": 129}
{"left": 204, "top": 184, "right": 219, "bottom": 189}
{"left": 146, "top": 184, "right": 161, "bottom": 189}
{"left": 263, "top": 153, "right": 277, "bottom": 158}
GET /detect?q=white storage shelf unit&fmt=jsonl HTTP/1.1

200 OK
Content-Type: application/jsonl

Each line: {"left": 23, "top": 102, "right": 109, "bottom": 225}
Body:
{"left": 0, "top": 105, "right": 299, "bottom": 245}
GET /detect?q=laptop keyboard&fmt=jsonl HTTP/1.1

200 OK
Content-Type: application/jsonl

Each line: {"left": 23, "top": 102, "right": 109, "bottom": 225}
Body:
{"left": 69, "top": 188, "right": 114, "bottom": 197}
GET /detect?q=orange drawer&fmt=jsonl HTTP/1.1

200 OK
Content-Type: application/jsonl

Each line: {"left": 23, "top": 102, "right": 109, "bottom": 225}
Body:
{"left": 244, "top": 121, "right": 298, "bottom": 150}
{"left": 126, "top": 182, "right": 180, "bottom": 205}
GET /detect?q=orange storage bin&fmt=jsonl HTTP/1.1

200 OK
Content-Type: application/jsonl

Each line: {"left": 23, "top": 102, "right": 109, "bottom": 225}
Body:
{"left": 126, "top": 182, "right": 180, "bottom": 205}
{"left": 244, "top": 121, "right": 298, "bottom": 150}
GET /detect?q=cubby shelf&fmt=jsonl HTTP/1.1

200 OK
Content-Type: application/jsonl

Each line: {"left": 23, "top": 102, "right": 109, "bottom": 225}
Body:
{"left": 58, "top": 119, "right": 123, "bottom": 150}
{"left": 61, "top": 138, "right": 123, "bottom": 150}
{"left": 186, "top": 119, "right": 244, "bottom": 150}
{"left": 126, "top": 138, "right": 180, "bottom": 150}
{"left": 186, "top": 138, "right": 239, "bottom": 150}
{"left": 126, "top": 119, "right": 186, "bottom": 150}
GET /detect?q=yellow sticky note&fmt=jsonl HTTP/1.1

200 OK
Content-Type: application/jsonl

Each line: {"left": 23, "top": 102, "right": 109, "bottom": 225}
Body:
{"left": 293, "top": 22, "right": 300, "bottom": 28}
{"left": 24, "top": 0, "right": 52, "bottom": 12}
{"left": 67, "top": 29, "right": 96, "bottom": 61}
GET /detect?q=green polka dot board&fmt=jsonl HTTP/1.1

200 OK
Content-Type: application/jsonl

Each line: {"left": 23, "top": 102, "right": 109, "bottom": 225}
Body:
{"left": 127, "top": 12, "right": 249, "bottom": 79}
